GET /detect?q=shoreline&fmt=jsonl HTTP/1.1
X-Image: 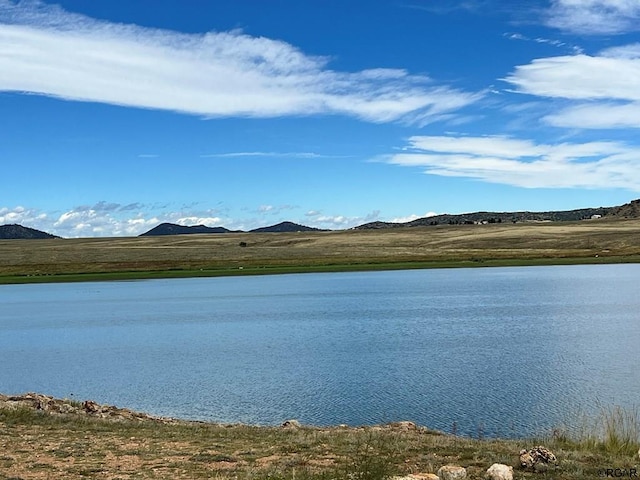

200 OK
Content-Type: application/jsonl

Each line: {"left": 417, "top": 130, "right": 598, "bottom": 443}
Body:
{"left": 2, "top": 254, "right": 640, "bottom": 285}
{"left": 2, "top": 392, "right": 639, "bottom": 480}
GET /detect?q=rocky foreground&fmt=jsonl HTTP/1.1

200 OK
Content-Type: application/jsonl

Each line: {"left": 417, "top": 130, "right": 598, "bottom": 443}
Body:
{"left": 0, "top": 392, "right": 175, "bottom": 423}
{"left": 1, "top": 393, "right": 638, "bottom": 480}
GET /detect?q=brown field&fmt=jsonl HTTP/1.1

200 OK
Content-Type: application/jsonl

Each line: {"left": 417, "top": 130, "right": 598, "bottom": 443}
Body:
{"left": 2, "top": 218, "right": 640, "bottom": 281}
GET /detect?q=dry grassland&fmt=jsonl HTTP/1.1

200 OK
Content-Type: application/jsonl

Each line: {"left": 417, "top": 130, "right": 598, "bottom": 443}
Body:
{"left": 2, "top": 218, "right": 640, "bottom": 280}
{"left": 2, "top": 403, "right": 638, "bottom": 480}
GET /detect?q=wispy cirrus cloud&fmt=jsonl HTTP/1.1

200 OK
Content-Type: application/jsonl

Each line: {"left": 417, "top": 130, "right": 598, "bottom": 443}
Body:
{"left": 504, "top": 32, "right": 583, "bottom": 54}
{"left": 0, "top": 0, "right": 479, "bottom": 123}
{"left": 545, "top": 0, "right": 640, "bottom": 35}
{"left": 387, "top": 135, "right": 640, "bottom": 190}
{"left": 256, "top": 204, "right": 296, "bottom": 215}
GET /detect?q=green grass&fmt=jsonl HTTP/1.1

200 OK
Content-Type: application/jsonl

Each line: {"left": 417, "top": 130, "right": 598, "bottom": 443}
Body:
{"left": 553, "top": 405, "right": 640, "bottom": 457}
{"left": 3, "top": 254, "right": 640, "bottom": 285}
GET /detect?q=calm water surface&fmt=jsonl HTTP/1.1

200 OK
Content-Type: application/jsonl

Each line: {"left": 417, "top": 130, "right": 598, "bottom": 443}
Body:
{"left": 1, "top": 264, "right": 639, "bottom": 438}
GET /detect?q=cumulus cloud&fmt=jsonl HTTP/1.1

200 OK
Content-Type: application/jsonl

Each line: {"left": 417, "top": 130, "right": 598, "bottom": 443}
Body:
{"left": 504, "top": 45, "right": 640, "bottom": 129}
{"left": 304, "top": 209, "right": 381, "bottom": 229}
{"left": 174, "top": 215, "right": 223, "bottom": 226}
{"left": 387, "top": 135, "right": 640, "bottom": 190}
{"left": 0, "top": 0, "right": 479, "bottom": 123}
{"left": 0, "top": 206, "right": 47, "bottom": 226}
{"left": 51, "top": 204, "right": 160, "bottom": 237}
{"left": 545, "top": 0, "right": 640, "bottom": 35}
{"left": 28, "top": 203, "right": 231, "bottom": 237}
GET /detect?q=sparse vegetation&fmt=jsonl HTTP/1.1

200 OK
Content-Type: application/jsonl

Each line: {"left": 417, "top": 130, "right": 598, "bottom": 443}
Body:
{"left": 553, "top": 404, "right": 640, "bottom": 457}
{"left": 1, "top": 399, "right": 639, "bottom": 479}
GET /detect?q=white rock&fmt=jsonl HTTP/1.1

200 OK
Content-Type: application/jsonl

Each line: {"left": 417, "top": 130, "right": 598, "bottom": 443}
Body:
{"left": 486, "top": 463, "right": 513, "bottom": 480}
{"left": 437, "top": 465, "right": 466, "bottom": 480}
{"left": 280, "top": 419, "right": 301, "bottom": 428}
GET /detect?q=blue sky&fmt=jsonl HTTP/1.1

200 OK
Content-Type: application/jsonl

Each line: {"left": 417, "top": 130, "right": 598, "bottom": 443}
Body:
{"left": 2, "top": 0, "right": 640, "bottom": 237}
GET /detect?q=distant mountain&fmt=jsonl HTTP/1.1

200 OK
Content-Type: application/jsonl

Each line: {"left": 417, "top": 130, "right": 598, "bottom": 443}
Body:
{"left": 0, "top": 224, "right": 58, "bottom": 239}
{"left": 139, "top": 200, "right": 640, "bottom": 237}
{"left": 355, "top": 205, "right": 621, "bottom": 230}
{"left": 140, "top": 223, "right": 233, "bottom": 236}
{"left": 250, "top": 221, "right": 324, "bottom": 233}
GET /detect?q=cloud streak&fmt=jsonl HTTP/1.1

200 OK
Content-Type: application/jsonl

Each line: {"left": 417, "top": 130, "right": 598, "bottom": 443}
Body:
{"left": 0, "top": 0, "right": 479, "bottom": 123}
{"left": 388, "top": 135, "right": 640, "bottom": 190}
{"left": 545, "top": 0, "right": 640, "bottom": 35}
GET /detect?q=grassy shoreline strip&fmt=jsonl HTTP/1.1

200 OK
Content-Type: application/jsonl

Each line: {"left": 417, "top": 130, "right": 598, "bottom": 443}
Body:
{"left": 2, "top": 255, "right": 640, "bottom": 285}
{"left": 1, "top": 396, "right": 639, "bottom": 480}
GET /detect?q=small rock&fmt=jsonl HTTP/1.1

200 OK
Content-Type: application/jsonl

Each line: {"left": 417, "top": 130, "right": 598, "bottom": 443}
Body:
{"left": 83, "top": 400, "right": 101, "bottom": 414}
{"left": 281, "top": 419, "right": 301, "bottom": 428}
{"left": 519, "top": 446, "right": 557, "bottom": 470}
{"left": 437, "top": 465, "right": 466, "bottom": 480}
{"left": 388, "top": 421, "right": 418, "bottom": 431}
{"left": 486, "top": 463, "right": 513, "bottom": 480}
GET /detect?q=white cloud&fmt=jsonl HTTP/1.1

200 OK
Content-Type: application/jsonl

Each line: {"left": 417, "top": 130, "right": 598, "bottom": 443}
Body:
{"left": 175, "top": 216, "right": 223, "bottom": 226}
{"left": 0, "top": 0, "right": 479, "bottom": 123}
{"left": 0, "top": 206, "right": 47, "bottom": 226}
{"left": 546, "top": 0, "right": 640, "bottom": 35}
{"left": 504, "top": 31, "right": 583, "bottom": 54}
{"left": 39, "top": 204, "right": 230, "bottom": 237}
{"left": 601, "top": 42, "right": 640, "bottom": 59}
{"left": 387, "top": 135, "right": 640, "bottom": 190}
{"left": 302, "top": 210, "right": 381, "bottom": 229}
{"left": 504, "top": 47, "right": 640, "bottom": 129}
{"left": 391, "top": 212, "right": 438, "bottom": 223}
{"left": 545, "top": 102, "right": 640, "bottom": 128}
{"left": 504, "top": 53, "right": 640, "bottom": 101}
{"left": 254, "top": 204, "right": 296, "bottom": 215}
{"left": 3, "top": 203, "right": 385, "bottom": 236}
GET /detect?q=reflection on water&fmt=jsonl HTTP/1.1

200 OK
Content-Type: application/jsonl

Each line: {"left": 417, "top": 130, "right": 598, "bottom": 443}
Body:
{"left": 1, "top": 264, "right": 639, "bottom": 437}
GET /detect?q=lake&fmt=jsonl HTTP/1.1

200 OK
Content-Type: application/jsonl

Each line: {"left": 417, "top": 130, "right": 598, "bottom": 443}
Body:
{"left": 1, "top": 264, "right": 639, "bottom": 438}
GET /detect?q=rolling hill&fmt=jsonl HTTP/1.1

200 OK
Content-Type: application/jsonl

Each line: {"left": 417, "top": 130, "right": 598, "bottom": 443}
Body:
{"left": 139, "top": 223, "right": 235, "bottom": 236}
{"left": 0, "top": 224, "right": 58, "bottom": 239}
{"left": 249, "top": 221, "right": 325, "bottom": 233}
{"left": 140, "top": 221, "right": 323, "bottom": 236}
